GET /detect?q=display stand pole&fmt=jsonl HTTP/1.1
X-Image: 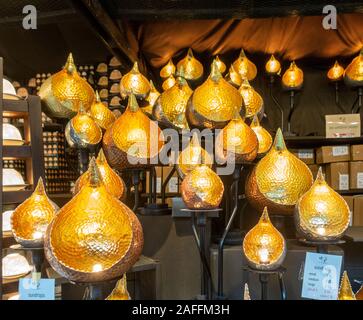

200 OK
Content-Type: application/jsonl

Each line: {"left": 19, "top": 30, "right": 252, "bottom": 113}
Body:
{"left": 131, "top": 169, "right": 141, "bottom": 212}
{"left": 334, "top": 82, "right": 345, "bottom": 113}
{"left": 269, "top": 75, "right": 284, "bottom": 131}
{"left": 161, "top": 165, "right": 176, "bottom": 205}
{"left": 286, "top": 90, "right": 297, "bottom": 136}
{"left": 358, "top": 87, "right": 363, "bottom": 114}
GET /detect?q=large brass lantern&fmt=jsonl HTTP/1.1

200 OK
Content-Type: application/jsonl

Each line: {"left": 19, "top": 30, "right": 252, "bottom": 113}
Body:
{"left": 282, "top": 61, "right": 304, "bottom": 90}
{"left": 327, "top": 61, "right": 344, "bottom": 82}
{"left": 11, "top": 178, "right": 57, "bottom": 248}
{"left": 245, "top": 128, "right": 313, "bottom": 215}
{"left": 176, "top": 48, "right": 204, "bottom": 81}
{"left": 153, "top": 69, "right": 193, "bottom": 130}
{"left": 39, "top": 53, "right": 95, "bottom": 118}
{"left": 120, "top": 62, "right": 151, "bottom": 99}
{"left": 338, "top": 271, "right": 356, "bottom": 300}
{"left": 181, "top": 164, "right": 224, "bottom": 209}
{"left": 295, "top": 167, "right": 350, "bottom": 241}
{"left": 141, "top": 80, "right": 160, "bottom": 116}
{"left": 44, "top": 159, "right": 144, "bottom": 283}
{"left": 90, "top": 91, "right": 116, "bottom": 130}
{"left": 238, "top": 78, "right": 264, "bottom": 119}
{"left": 74, "top": 149, "right": 126, "bottom": 200}
{"left": 186, "top": 60, "right": 242, "bottom": 129}
{"left": 243, "top": 207, "right": 286, "bottom": 270}
{"left": 344, "top": 49, "right": 363, "bottom": 87}
{"left": 103, "top": 94, "right": 164, "bottom": 171}
{"left": 232, "top": 49, "right": 257, "bottom": 81}
{"left": 160, "top": 59, "right": 176, "bottom": 79}
{"left": 250, "top": 115, "right": 272, "bottom": 156}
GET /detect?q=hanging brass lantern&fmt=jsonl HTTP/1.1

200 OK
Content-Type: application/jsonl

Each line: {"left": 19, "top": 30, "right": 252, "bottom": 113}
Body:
{"left": 327, "top": 61, "right": 344, "bottom": 82}
{"left": 74, "top": 149, "right": 126, "bottom": 200}
{"left": 295, "top": 167, "right": 350, "bottom": 241}
{"left": 243, "top": 207, "right": 286, "bottom": 270}
{"left": 65, "top": 104, "right": 102, "bottom": 149}
{"left": 106, "top": 275, "right": 130, "bottom": 300}
{"left": 238, "top": 78, "right": 264, "bottom": 119}
{"left": 265, "top": 55, "right": 281, "bottom": 75}
{"left": 245, "top": 128, "right": 313, "bottom": 215}
{"left": 181, "top": 164, "right": 224, "bottom": 210}
{"left": 232, "top": 49, "right": 257, "bottom": 81}
{"left": 344, "top": 49, "right": 363, "bottom": 87}
{"left": 11, "top": 178, "right": 57, "bottom": 248}
{"left": 160, "top": 59, "right": 176, "bottom": 79}
{"left": 215, "top": 55, "right": 226, "bottom": 74}
{"left": 215, "top": 111, "right": 258, "bottom": 163}
{"left": 176, "top": 48, "right": 204, "bottom": 81}
{"left": 90, "top": 91, "right": 116, "bottom": 130}
{"left": 162, "top": 74, "right": 176, "bottom": 91}
{"left": 44, "top": 158, "right": 144, "bottom": 283}
{"left": 282, "top": 61, "right": 304, "bottom": 90}
{"left": 250, "top": 115, "right": 272, "bottom": 156}
{"left": 186, "top": 60, "right": 242, "bottom": 129}
{"left": 39, "top": 53, "right": 95, "bottom": 118}
{"left": 103, "top": 94, "right": 164, "bottom": 171}
{"left": 338, "top": 271, "right": 356, "bottom": 300}
{"left": 141, "top": 80, "right": 160, "bottom": 116}
{"left": 176, "top": 132, "right": 213, "bottom": 179}
{"left": 225, "top": 65, "right": 242, "bottom": 88}
{"left": 153, "top": 68, "right": 192, "bottom": 130}
{"left": 120, "top": 62, "right": 151, "bottom": 99}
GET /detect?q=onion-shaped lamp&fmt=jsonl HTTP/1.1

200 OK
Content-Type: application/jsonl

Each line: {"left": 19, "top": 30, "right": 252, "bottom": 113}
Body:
{"left": 160, "top": 59, "right": 176, "bottom": 79}
{"left": 338, "top": 271, "right": 356, "bottom": 300}
{"left": 225, "top": 65, "right": 243, "bottom": 88}
{"left": 90, "top": 91, "right": 116, "bottom": 130}
{"left": 265, "top": 55, "right": 281, "bottom": 76}
{"left": 232, "top": 49, "right": 257, "bottom": 81}
{"left": 250, "top": 115, "right": 272, "bottom": 156}
{"left": 238, "top": 78, "right": 264, "bottom": 119}
{"left": 328, "top": 61, "right": 344, "bottom": 82}
{"left": 120, "top": 62, "right": 151, "bottom": 100}
{"left": 214, "top": 55, "right": 226, "bottom": 74}
{"left": 176, "top": 48, "right": 204, "bottom": 81}
{"left": 141, "top": 80, "right": 160, "bottom": 116}
{"left": 344, "top": 49, "right": 363, "bottom": 88}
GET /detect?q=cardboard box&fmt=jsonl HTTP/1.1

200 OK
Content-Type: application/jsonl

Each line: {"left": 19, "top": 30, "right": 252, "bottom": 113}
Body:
{"left": 325, "top": 162, "right": 349, "bottom": 190}
{"left": 353, "top": 195, "right": 363, "bottom": 226}
{"left": 349, "top": 161, "right": 363, "bottom": 189}
{"left": 325, "top": 114, "right": 361, "bottom": 138}
{"left": 291, "top": 149, "right": 315, "bottom": 164}
{"left": 342, "top": 195, "right": 354, "bottom": 226}
{"left": 316, "top": 145, "right": 350, "bottom": 164}
{"left": 307, "top": 164, "right": 325, "bottom": 179}
{"left": 351, "top": 145, "right": 363, "bottom": 161}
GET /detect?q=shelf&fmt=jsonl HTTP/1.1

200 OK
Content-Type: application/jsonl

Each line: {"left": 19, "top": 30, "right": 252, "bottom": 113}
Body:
{"left": 3, "top": 190, "right": 33, "bottom": 205}
{"left": 338, "top": 189, "right": 363, "bottom": 195}
{"left": 285, "top": 136, "right": 363, "bottom": 148}
{"left": 43, "top": 122, "right": 64, "bottom": 132}
{"left": 3, "top": 145, "right": 32, "bottom": 158}
{"left": 2, "top": 233, "right": 16, "bottom": 248}
{"left": 2, "top": 99, "right": 28, "bottom": 114}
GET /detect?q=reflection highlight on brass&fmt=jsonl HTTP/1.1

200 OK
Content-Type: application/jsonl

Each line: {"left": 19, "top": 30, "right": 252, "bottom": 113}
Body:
{"left": 250, "top": 115, "right": 272, "bottom": 155}
{"left": 160, "top": 59, "right": 176, "bottom": 79}
{"left": 232, "top": 49, "right": 257, "bottom": 81}
{"left": 282, "top": 61, "right": 304, "bottom": 90}
{"left": 238, "top": 78, "right": 264, "bottom": 118}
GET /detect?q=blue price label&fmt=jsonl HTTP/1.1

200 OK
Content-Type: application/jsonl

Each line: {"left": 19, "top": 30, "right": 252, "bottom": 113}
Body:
{"left": 19, "top": 276, "right": 55, "bottom": 300}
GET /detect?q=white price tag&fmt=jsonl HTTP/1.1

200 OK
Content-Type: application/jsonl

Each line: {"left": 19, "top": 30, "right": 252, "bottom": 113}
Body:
{"left": 168, "top": 177, "right": 179, "bottom": 193}
{"left": 332, "top": 146, "right": 349, "bottom": 157}
{"left": 357, "top": 172, "right": 363, "bottom": 189}
{"left": 297, "top": 149, "right": 314, "bottom": 159}
{"left": 339, "top": 174, "right": 349, "bottom": 190}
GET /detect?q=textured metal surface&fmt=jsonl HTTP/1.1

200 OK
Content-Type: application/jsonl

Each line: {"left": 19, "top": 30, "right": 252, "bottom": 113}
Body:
{"left": 232, "top": 49, "right": 257, "bottom": 81}
{"left": 176, "top": 48, "right": 203, "bottom": 81}
{"left": 215, "top": 56, "right": 226, "bottom": 74}
{"left": 120, "top": 62, "right": 151, "bottom": 99}
{"left": 327, "top": 61, "right": 344, "bottom": 81}
{"left": 11, "top": 178, "right": 57, "bottom": 248}
{"left": 181, "top": 165, "right": 224, "bottom": 209}
{"left": 338, "top": 271, "right": 356, "bottom": 300}
{"left": 160, "top": 60, "right": 176, "bottom": 78}
{"left": 250, "top": 116, "right": 272, "bottom": 155}
{"left": 282, "top": 61, "right": 304, "bottom": 89}
{"left": 246, "top": 128, "right": 313, "bottom": 215}
{"left": 141, "top": 80, "right": 160, "bottom": 116}
{"left": 344, "top": 49, "right": 363, "bottom": 87}
{"left": 295, "top": 168, "right": 350, "bottom": 241}
{"left": 106, "top": 275, "right": 131, "bottom": 300}
{"left": 162, "top": 75, "right": 176, "bottom": 91}
{"left": 265, "top": 55, "right": 281, "bottom": 75}
{"left": 238, "top": 79, "right": 263, "bottom": 118}
{"left": 45, "top": 160, "right": 143, "bottom": 282}
{"left": 225, "top": 65, "right": 242, "bottom": 88}
{"left": 242, "top": 207, "right": 286, "bottom": 270}
{"left": 90, "top": 91, "right": 116, "bottom": 130}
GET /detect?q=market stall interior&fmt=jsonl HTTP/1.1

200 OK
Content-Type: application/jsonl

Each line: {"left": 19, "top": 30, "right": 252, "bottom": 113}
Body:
{"left": 1, "top": 0, "right": 363, "bottom": 300}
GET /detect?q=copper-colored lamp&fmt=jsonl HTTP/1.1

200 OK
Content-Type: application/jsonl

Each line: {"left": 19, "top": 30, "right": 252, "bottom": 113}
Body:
{"left": 265, "top": 55, "right": 281, "bottom": 76}
{"left": 238, "top": 78, "right": 264, "bottom": 119}
{"left": 162, "top": 75, "right": 176, "bottom": 91}
{"left": 232, "top": 49, "right": 257, "bottom": 81}
{"left": 176, "top": 48, "right": 204, "bottom": 81}
{"left": 327, "top": 61, "right": 344, "bottom": 82}
{"left": 141, "top": 80, "right": 160, "bottom": 116}
{"left": 214, "top": 55, "right": 226, "bottom": 74}
{"left": 225, "top": 65, "right": 242, "bottom": 88}
{"left": 344, "top": 49, "right": 363, "bottom": 88}
{"left": 120, "top": 62, "right": 151, "bottom": 100}
{"left": 250, "top": 115, "right": 272, "bottom": 156}
{"left": 90, "top": 91, "right": 116, "bottom": 130}
{"left": 160, "top": 59, "right": 176, "bottom": 79}
{"left": 282, "top": 61, "right": 304, "bottom": 90}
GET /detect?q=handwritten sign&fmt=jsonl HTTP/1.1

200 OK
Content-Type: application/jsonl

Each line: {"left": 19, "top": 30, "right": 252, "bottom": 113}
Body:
{"left": 19, "top": 275, "right": 55, "bottom": 300}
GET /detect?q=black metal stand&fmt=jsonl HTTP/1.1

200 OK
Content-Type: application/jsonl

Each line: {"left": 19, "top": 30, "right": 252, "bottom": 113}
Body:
{"left": 298, "top": 239, "right": 346, "bottom": 254}
{"left": 334, "top": 82, "right": 345, "bottom": 113}
{"left": 269, "top": 75, "right": 284, "bottom": 131}
{"left": 130, "top": 169, "right": 143, "bottom": 212}
{"left": 286, "top": 90, "right": 297, "bottom": 136}
{"left": 243, "top": 266, "right": 287, "bottom": 300}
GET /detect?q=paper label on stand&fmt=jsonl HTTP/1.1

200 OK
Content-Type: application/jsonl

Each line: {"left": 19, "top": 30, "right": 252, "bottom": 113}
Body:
{"left": 339, "top": 174, "right": 349, "bottom": 190}
{"left": 168, "top": 177, "right": 179, "bottom": 193}
{"left": 357, "top": 172, "right": 363, "bottom": 189}
{"left": 332, "top": 146, "right": 349, "bottom": 157}
{"left": 19, "top": 277, "right": 55, "bottom": 300}
{"left": 301, "top": 252, "right": 342, "bottom": 300}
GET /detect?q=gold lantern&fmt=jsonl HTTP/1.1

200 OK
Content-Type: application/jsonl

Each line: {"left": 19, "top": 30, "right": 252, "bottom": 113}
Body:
{"left": 186, "top": 60, "right": 242, "bottom": 129}
{"left": 282, "top": 61, "right": 304, "bottom": 90}
{"left": 295, "top": 167, "right": 350, "bottom": 241}
{"left": 245, "top": 128, "right": 313, "bottom": 215}
{"left": 327, "top": 61, "right": 344, "bottom": 82}
{"left": 265, "top": 55, "right": 281, "bottom": 75}
{"left": 39, "top": 53, "right": 95, "bottom": 118}
{"left": 232, "top": 49, "right": 257, "bottom": 81}
{"left": 250, "top": 115, "right": 272, "bottom": 156}
{"left": 44, "top": 158, "right": 144, "bottom": 283}
{"left": 162, "top": 75, "right": 176, "bottom": 91}
{"left": 120, "top": 62, "right": 151, "bottom": 99}
{"left": 153, "top": 68, "right": 193, "bottom": 130}
{"left": 344, "top": 49, "right": 363, "bottom": 87}
{"left": 176, "top": 48, "right": 203, "bottom": 81}
{"left": 243, "top": 207, "right": 286, "bottom": 270}
{"left": 90, "top": 91, "right": 116, "bottom": 130}
{"left": 141, "top": 80, "right": 160, "bottom": 116}
{"left": 181, "top": 164, "right": 224, "bottom": 210}
{"left": 176, "top": 132, "right": 213, "bottom": 179}
{"left": 160, "top": 59, "right": 176, "bottom": 79}
{"left": 11, "top": 178, "right": 57, "bottom": 248}
{"left": 238, "top": 78, "right": 264, "bottom": 118}
{"left": 106, "top": 275, "right": 130, "bottom": 300}
{"left": 225, "top": 65, "right": 243, "bottom": 88}
{"left": 74, "top": 149, "right": 126, "bottom": 200}
{"left": 65, "top": 104, "right": 102, "bottom": 149}
{"left": 103, "top": 94, "right": 164, "bottom": 171}
{"left": 215, "top": 55, "right": 226, "bottom": 74}
{"left": 338, "top": 271, "right": 356, "bottom": 300}
{"left": 215, "top": 111, "right": 258, "bottom": 163}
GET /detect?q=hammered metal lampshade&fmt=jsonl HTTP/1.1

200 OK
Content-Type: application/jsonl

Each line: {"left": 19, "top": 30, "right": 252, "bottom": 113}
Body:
{"left": 162, "top": 75, "right": 176, "bottom": 91}
{"left": 338, "top": 271, "right": 356, "bottom": 300}
{"left": 90, "top": 91, "right": 116, "bottom": 130}
{"left": 238, "top": 78, "right": 264, "bottom": 119}
{"left": 103, "top": 94, "right": 164, "bottom": 171}
{"left": 250, "top": 116, "right": 272, "bottom": 156}
{"left": 215, "top": 55, "right": 226, "bottom": 74}
{"left": 141, "top": 80, "right": 160, "bottom": 116}
{"left": 327, "top": 61, "right": 344, "bottom": 82}
{"left": 160, "top": 59, "right": 176, "bottom": 79}
{"left": 11, "top": 178, "right": 57, "bottom": 248}
{"left": 44, "top": 158, "right": 144, "bottom": 283}
{"left": 176, "top": 48, "right": 204, "bottom": 81}
{"left": 282, "top": 61, "right": 304, "bottom": 90}
{"left": 106, "top": 275, "right": 130, "bottom": 300}
{"left": 245, "top": 128, "right": 313, "bottom": 215}
{"left": 344, "top": 49, "right": 363, "bottom": 87}
{"left": 295, "top": 167, "right": 350, "bottom": 241}
{"left": 74, "top": 149, "right": 126, "bottom": 200}
{"left": 265, "top": 55, "right": 281, "bottom": 75}
{"left": 243, "top": 207, "right": 286, "bottom": 270}
{"left": 225, "top": 65, "right": 243, "bottom": 88}
{"left": 3, "top": 123, "right": 24, "bottom": 145}
{"left": 232, "top": 49, "right": 257, "bottom": 81}
{"left": 186, "top": 60, "right": 242, "bottom": 129}
{"left": 120, "top": 62, "right": 151, "bottom": 99}
{"left": 39, "top": 53, "right": 95, "bottom": 118}
{"left": 181, "top": 164, "right": 224, "bottom": 209}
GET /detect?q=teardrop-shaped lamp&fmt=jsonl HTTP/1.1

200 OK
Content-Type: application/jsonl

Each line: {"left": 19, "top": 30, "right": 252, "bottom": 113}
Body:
{"left": 327, "top": 61, "right": 344, "bottom": 82}
{"left": 90, "top": 91, "right": 116, "bottom": 130}
{"left": 250, "top": 115, "right": 272, "bottom": 156}
{"left": 232, "top": 49, "right": 257, "bottom": 81}
{"left": 238, "top": 78, "right": 264, "bottom": 118}
{"left": 282, "top": 61, "right": 304, "bottom": 90}
{"left": 120, "top": 62, "right": 151, "bottom": 99}
{"left": 344, "top": 49, "right": 363, "bottom": 87}
{"left": 176, "top": 48, "right": 204, "bottom": 81}
{"left": 160, "top": 59, "right": 176, "bottom": 79}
